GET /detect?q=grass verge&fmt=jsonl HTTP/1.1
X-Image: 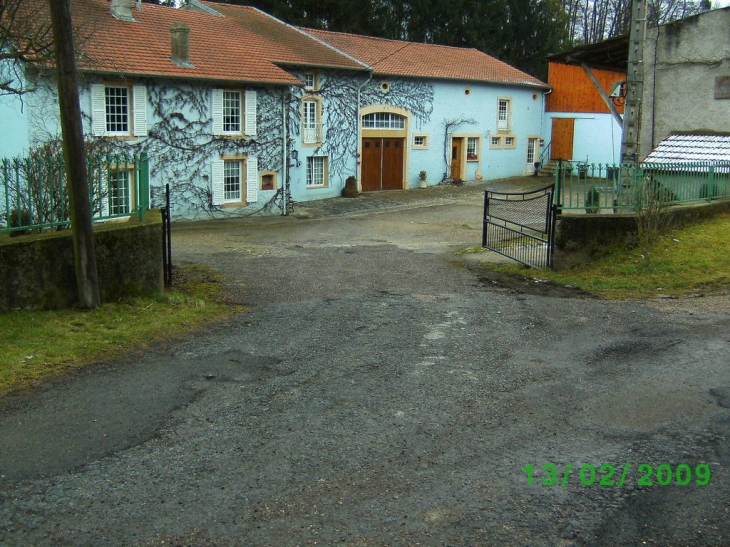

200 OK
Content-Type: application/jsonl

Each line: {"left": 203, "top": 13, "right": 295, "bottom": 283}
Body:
{"left": 0, "top": 263, "right": 233, "bottom": 396}
{"left": 481, "top": 213, "right": 730, "bottom": 300}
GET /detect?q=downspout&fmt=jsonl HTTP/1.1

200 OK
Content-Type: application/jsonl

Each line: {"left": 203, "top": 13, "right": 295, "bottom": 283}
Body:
{"left": 281, "top": 89, "right": 288, "bottom": 215}
{"left": 541, "top": 88, "right": 552, "bottom": 164}
{"left": 356, "top": 69, "right": 374, "bottom": 190}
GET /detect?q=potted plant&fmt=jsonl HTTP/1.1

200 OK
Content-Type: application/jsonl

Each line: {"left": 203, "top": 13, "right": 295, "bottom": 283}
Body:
{"left": 418, "top": 170, "right": 428, "bottom": 189}
{"left": 585, "top": 187, "right": 600, "bottom": 214}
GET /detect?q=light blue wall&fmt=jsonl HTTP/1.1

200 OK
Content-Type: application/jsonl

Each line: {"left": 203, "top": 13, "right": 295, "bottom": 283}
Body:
{"left": 287, "top": 71, "right": 547, "bottom": 204}
{"left": 428, "top": 81, "right": 545, "bottom": 182}
{"left": 24, "top": 76, "right": 288, "bottom": 220}
{"left": 543, "top": 112, "right": 622, "bottom": 166}
{"left": 0, "top": 93, "right": 31, "bottom": 158}
{"left": 16, "top": 68, "right": 549, "bottom": 219}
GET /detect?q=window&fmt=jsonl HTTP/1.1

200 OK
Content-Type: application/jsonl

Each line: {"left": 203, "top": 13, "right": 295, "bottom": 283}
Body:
{"left": 212, "top": 89, "right": 257, "bottom": 137}
{"left": 260, "top": 172, "right": 277, "bottom": 191}
{"left": 498, "top": 98, "right": 511, "bottom": 131}
{"left": 222, "top": 91, "right": 241, "bottom": 134}
{"left": 413, "top": 135, "right": 428, "bottom": 149}
{"left": 304, "top": 72, "right": 317, "bottom": 90}
{"left": 211, "top": 156, "right": 258, "bottom": 205}
{"left": 490, "top": 135, "right": 516, "bottom": 149}
{"left": 91, "top": 83, "right": 147, "bottom": 137}
{"left": 362, "top": 112, "right": 405, "bottom": 129}
{"left": 223, "top": 160, "right": 242, "bottom": 202}
{"left": 108, "top": 168, "right": 132, "bottom": 215}
{"left": 105, "top": 87, "right": 128, "bottom": 133}
{"left": 306, "top": 156, "right": 328, "bottom": 187}
{"left": 302, "top": 99, "right": 322, "bottom": 145}
{"left": 467, "top": 137, "right": 480, "bottom": 160}
{"left": 527, "top": 137, "right": 538, "bottom": 164}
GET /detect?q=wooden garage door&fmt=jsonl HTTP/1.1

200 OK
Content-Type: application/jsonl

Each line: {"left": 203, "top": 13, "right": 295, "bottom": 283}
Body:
{"left": 361, "top": 137, "right": 404, "bottom": 191}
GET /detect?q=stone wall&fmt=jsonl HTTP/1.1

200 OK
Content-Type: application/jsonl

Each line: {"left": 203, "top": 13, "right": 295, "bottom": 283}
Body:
{"left": 554, "top": 199, "right": 730, "bottom": 270}
{"left": 0, "top": 213, "right": 163, "bottom": 311}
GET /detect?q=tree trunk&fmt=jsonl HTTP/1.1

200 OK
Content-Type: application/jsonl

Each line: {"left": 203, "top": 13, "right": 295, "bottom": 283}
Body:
{"left": 48, "top": 0, "right": 100, "bottom": 309}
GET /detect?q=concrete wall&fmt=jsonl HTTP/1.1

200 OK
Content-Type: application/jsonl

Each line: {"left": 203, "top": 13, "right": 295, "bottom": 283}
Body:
{"left": 554, "top": 198, "right": 730, "bottom": 269}
{"left": 640, "top": 7, "right": 730, "bottom": 159}
{"left": 0, "top": 214, "right": 164, "bottom": 311}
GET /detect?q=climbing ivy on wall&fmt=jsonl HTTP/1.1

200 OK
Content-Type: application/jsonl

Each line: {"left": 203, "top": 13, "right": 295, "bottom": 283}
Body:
{"left": 26, "top": 71, "right": 434, "bottom": 218}
{"left": 132, "top": 80, "right": 285, "bottom": 218}
{"left": 289, "top": 71, "right": 434, "bottom": 186}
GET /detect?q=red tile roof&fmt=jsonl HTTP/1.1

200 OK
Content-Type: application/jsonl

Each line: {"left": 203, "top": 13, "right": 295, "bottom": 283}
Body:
{"left": 303, "top": 28, "right": 548, "bottom": 88}
{"left": 28, "top": 0, "right": 366, "bottom": 86}
{"left": 20, "top": 0, "right": 545, "bottom": 89}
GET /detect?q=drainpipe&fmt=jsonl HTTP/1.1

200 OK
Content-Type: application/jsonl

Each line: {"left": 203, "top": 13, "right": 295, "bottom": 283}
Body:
{"left": 356, "top": 69, "right": 374, "bottom": 190}
{"left": 281, "top": 89, "right": 288, "bottom": 215}
{"left": 541, "top": 88, "right": 552, "bottom": 165}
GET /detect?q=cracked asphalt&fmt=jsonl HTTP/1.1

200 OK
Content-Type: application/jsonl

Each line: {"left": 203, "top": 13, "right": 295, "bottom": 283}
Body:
{"left": 1, "top": 184, "right": 730, "bottom": 546}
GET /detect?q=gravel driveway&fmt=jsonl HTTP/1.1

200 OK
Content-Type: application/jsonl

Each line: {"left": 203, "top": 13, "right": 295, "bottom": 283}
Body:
{"left": 2, "top": 185, "right": 730, "bottom": 546}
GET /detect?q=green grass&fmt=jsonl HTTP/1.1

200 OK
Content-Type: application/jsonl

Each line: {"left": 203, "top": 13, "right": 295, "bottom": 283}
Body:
{"left": 0, "top": 264, "right": 233, "bottom": 396}
{"left": 484, "top": 213, "right": 730, "bottom": 300}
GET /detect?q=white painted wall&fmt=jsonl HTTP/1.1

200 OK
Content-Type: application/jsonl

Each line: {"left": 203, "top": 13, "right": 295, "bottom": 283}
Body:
{"left": 543, "top": 112, "right": 623, "bottom": 166}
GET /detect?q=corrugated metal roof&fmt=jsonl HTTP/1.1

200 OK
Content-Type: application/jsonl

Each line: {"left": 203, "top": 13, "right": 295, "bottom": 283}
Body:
{"left": 644, "top": 134, "right": 730, "bottom": 163}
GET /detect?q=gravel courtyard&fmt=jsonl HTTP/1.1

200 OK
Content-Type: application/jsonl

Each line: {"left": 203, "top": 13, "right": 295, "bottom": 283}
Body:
{"left": 1, "top": 183, "right": 730, "bottom": 546}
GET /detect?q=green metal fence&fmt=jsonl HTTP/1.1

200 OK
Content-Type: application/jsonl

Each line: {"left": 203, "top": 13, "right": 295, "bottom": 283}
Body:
{"left": 554, "top": 160, "right": 730, "bottom": 213}
{"left": 1, "top": 153, "right": 149, "bottom": 234}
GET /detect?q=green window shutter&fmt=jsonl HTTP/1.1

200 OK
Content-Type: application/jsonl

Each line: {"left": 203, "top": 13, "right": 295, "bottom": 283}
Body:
{"left": 91, "top": 84, "right": 107, "bottom": 136}
{"left": 246, "top": 156, "right": 258, "bottom": 203}
{"left": 132, "top": 85, "right": 148, "bottom": 137}
{"left": 211, "top": 159, "right": 224, "bottom": 205}
{"left": 245, "top": 90, "right": 257, "bottom": 137}
{"left": 212, "top": 89, "right": 224, "bottom": 136}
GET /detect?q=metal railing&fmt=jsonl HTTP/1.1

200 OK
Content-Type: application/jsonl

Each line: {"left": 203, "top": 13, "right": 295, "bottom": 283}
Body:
{"left": 302, "top": 122, "right": 323, "bottom": 144}
{"left": 1, "top": 153, "right": 150, "bottom": 234}
{"left": 554, "top": 160, "right": 730, "bottom": 213}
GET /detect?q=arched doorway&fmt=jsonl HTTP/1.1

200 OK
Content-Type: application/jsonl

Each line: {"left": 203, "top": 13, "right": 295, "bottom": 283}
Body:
{"left": 360, "top": 110, "right": 408, "bottom": 191}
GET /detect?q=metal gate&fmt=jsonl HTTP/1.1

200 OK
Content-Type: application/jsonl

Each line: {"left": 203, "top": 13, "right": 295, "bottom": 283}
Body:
{"left": 482, "top": 183, "right": 557, "bottom": 269}
{"left": 161, "top": 183, "right": 172, "bottom": 287}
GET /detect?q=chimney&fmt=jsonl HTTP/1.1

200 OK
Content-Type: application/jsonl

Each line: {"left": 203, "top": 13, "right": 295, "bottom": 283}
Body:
{"left": 110, "top": 0, "right": 136, "bottom": 22}
{"left": 170, "top": 23, "right": 193, "bottom": 67}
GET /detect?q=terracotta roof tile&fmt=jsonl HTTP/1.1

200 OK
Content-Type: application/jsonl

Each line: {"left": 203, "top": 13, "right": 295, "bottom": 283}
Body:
{"left": 21, "top": 0, "right": 544, "bottom": 88}
{"left": 28, "top": 0, "right": 366, "bottom": 86}
{"left": 303, "top": 28, "right": 548, "bottom": 88}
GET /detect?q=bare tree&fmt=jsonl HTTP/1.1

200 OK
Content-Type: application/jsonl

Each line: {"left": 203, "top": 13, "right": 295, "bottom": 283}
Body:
{"left": 565, "top": 0, "right": 712, "bottom": 44}
{"left": 0, "top": 0, "right": 54, "bottom": 95}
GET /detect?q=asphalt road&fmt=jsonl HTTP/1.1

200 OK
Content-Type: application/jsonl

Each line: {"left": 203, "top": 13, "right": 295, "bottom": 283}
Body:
{"left": 2, "top": 186, "right": 730, "bottom": 546}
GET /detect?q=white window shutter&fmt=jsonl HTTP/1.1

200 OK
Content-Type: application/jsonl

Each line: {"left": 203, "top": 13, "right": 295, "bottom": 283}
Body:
{"left": 246, "top": 156, "right": 258, "bottom": 203}
{"left": 212, "top": 89, "right": 223, "bottom": 136}
{"left": 245, "top": 90, "right": 257, "bottom": 137}
{"left": 99, "top": 168, "right": 110, "bottom": 217}
{"left": 91, "top": 84, "right": 107, "bottom": 136}
{"left": 132, "top": 85, "right": 148, "bottom": 137}
{"left": 211, "top": 159, "right": 225, "bottom": 205}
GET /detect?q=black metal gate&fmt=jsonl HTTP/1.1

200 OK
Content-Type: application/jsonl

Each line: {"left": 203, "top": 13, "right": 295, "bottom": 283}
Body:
{"left": 161, "top": 183, "right": 172, "bottom": 287}
{"left": 482, "top": 183, "right": 557, "bottom": 269}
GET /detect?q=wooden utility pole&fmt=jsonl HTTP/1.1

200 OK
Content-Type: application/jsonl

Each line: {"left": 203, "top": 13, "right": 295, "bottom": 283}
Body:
{"left": 48, "top": 0, "right": 100, "bottom": 308}
{"left": 620, "top": 0, "right": 647, "bottom": 165}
